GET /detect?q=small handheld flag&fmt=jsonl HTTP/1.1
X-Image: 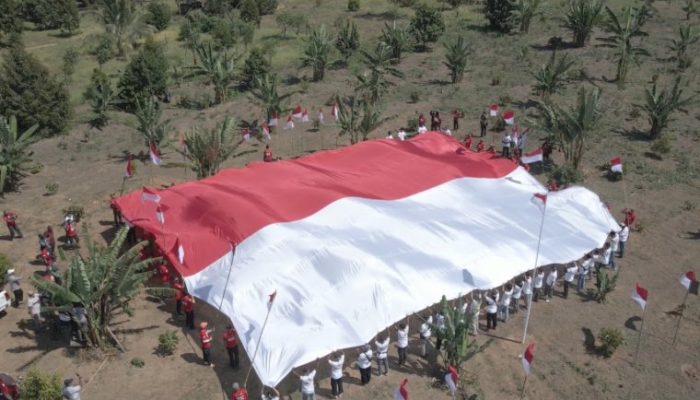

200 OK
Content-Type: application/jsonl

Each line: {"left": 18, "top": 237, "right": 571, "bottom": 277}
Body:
{"left": 284, "top": 115, "right": 294, "bottom": 130}
{"left": 503, "top": 111, "right": 515, "bottom": 125}
{"left": 631, "top": 283, "right": 648, "bottom": 310}
{"left": 680, "top": 271, "right": 699, "bottom": 295}
{"left": 522, "top": 342, "right": 535, "bottom": 375}
{"left": 269, "top": 112, "right": 279, "bottom": 127}
{"left": 445, "top": 365, "right": 458, "bottom": 396}
{"left": 149, "top": 143, "right": 162, "bottom": 166}
{"left": 301, "top": 108, "right": 310, "bottom": 122}
{"left": 125, "top": 154, "right": 133, "bottom": 178}
{"left": 610, "top": 157, "right": 623, "bottom": 173}
{"left": 332, "top": 103, "right": 339, "bottom": 121}
{"left": 521, "top": 148, "right": 543, "bottom": 164}
{"left": 292, "top": 105, "right": 303, "bottom": 120}
{"left": 489, "top": 104, "right": 499, "bottom": 117}
{"left": 394, "top": 378, "right": 408, "bottom": 400}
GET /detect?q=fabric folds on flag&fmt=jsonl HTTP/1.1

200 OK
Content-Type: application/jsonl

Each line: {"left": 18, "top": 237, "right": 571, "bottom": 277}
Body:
{"left": 632, "top": 283, "right": 648, "bottom": 310}
{"left": 522, "top": 342, "right": 535, "bottom": 375}
{"left": 176, "top": 238, "right": 185, "bottom": 265}
{"left": 394, "top": 378, "right": 408, "bottom": 400}
{"left": 521, "top": 149, "right": 543, "bottom": 164}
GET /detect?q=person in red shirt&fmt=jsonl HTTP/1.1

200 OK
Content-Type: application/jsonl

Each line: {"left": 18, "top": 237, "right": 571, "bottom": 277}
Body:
{"left": 464, "top": 134, "right": 473, "bottom": 150}
{"left": 222, "top": 324, "right": 240, "bottom": 368}
{"left": 263, "top": 145, "right": 273, "bottom": 162}
{"left": 182, "top": 293, "right": 195, "bottom": 330}
{"left": 476, "top": 140, "right": 485, "bottom": 152}
{"left": 231, "top": 382, "right": 248, "bottom": 400}
{"left": 44, "top": 226, "right": 56, "bottom": 254}
{"left": 64, "top": 221, "right": 79, "bottom": 247}
{"left": 172, "top": 277, "right": 184, "bottom": 316}
{"left": 3, "top": 211, "right": 22, "bottom": 240}
{"left": 157, "top": 263, "right": 169, "bottom": 285}
{"left": 199, "top": 321, "right": 214, "bottom": 367}
{"left": 418, "top": 113, "right": 426, "bottom": 128}
{"left": 40, "top": 247, "right": 54, "bottom": 267}
{"left": 622, "top": 208, "right": 636, "bottom": 227}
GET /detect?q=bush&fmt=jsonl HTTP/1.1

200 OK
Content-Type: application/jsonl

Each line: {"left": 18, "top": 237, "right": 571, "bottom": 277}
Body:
{"left": 595, "top": 268, "right": 618, "bottom": 303}
{"left": 484, "top": 0, "right": 514, "bottom": 33}
{"left": 410, "top": 4, "right": 445, "bottom": 51}
{"left": 650, "top": 135, "right": 673, "bottom": 156}
{"left": 62, "top": 205, "right": 85, "bottom": 222}
{"left": 409, "top": 91, "right": 420, "bottom": 103}
{"left": 157, "top": 330, "right": 179, "bottom": 356}
{"left": 240, "top": 48, "right": 271, "bottom": 90}
{"left": 598, "top": 327, "right": 625, "bottom": 357}
{"left": 211, "top": 15, "right": 255, "bottom": 49}
{"left": 130, "top": 357, "right": 145, "bottom": 368}
{"left": 94, "top": 34, "right": 114, "bottom": 67}
{"left": 62, "top": 48, "right": 79, "bottom": 82}
{"left": 22, "top": 0, "right": 80, "bottom": 35}
{"left": 0, "top": 254, "right": 12, "bottom": 286}
{"left": 240, "top": 0, "right": 261, "bottom": 25}
{"left": 348, "top": 0, "right": 360, "bottom": 11}
{"left": 147, "top": 2, "right": 172, "bottom": 32}
{"left": 45, "top": 183, "right": 59, "bottom": 195}
{"left": 117, "top": 39, "right": 169, "bottom": 110}
{"left": 258, "top": 0, "right": 278, "bottom": 15}
{"left": 549, "top": 164, "right": 583, "bottom": 186}
{"left": 0, "top": 42, "right": 72, "bottom": 137}
{"left": 19, "top": 368, "right": 62, "bottom": 400}
{"left": 0, "top": 0, "right": 23, "bottom": 39}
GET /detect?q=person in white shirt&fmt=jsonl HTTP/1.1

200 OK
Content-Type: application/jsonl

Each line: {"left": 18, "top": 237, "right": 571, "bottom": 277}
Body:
{"left": 395, "top": 320, "right": 409, "bottom": 365}
{"left": 62, "top": 375, "right": 82, "bottom": 400}
{"left": 601, "top": 242, "right": 613, "bottom": 270}
{"left": 297, "top": 366, "right": 317, "bottom": 400}
{"left": 522, "top": 273, "right": 533, "bottom": 309}
{"left": 397, "top": 129, "right": 407, "bottom": 141}
{"left": 327, "top": 351, "right": 344, "bottom": 398}
{"left": 435, "top": 311, "right": 446, "bottom": 350}
{"left": 261, "top": 386, "right": 281, "bottom": 400}
{"left": 609, "top": 230, "right": 619, "bottom": 266}
{"left": 500, "top": 283, "right": 513, "bottom": 322}
{"left": 511, "top": 281, "right": 522, "bottom": 314}
{"left": 533, "top": 270, "right": 544, "bottom": 302}
{"left": 357, "top": 344, "right": 373, "bottom": 385}
{"left": 418, "top": 125, "right": 428, "bottom": 134}
{"left": 385, "top": 131, "right": 394, "bottom": 140}
{"left": 375, "top": 333, "right": 390, "bottom": 376}
{"left": 27, "top": 291, "right": 44, "bottom": 331}
{"left": 563, "top": 262, "right": 577, "bottom": 299}
{"left": 501, "top": 133, "right": 513, "bottom": 158}
{"left": 618, "top": 222, "right": 629, "bottom": 258}
{"left": 544, "top": 268, "right": 558, "bottom": 303}
{"left": 419, "top": 314, "right": 432, "bottom": 357}
{"left": 578, "top": 254, "right": 593, "bottom": 292}
{"left": 469, "top": 292, "right": 482, "bottom": 336}
{"left": 484, "top": 290, "right": 499, "bottom": 330}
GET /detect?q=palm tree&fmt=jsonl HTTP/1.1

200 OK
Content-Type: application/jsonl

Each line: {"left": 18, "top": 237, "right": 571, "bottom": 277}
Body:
{"left": 0, "top": 115, "right": 38, "bottom": 194}
{"left": 335, "top": 18, "right": 360, "bottom": 62}
{"left": 432, "top": 295, "right": 475, "bottom": 371}
{"left": 185, "top": 117, "right": 243, "bottom": 178}
{"left": 337, "top": 96, "right": 384, "bottom": 144}
{"left": 598, "top": 5, "right": 650, "bottom": 87}
{"left": 250, "top": 73, "right": 291, "bottom": 123}
{"left": 381, "top": 21, "right": 412, "bottom": 64}
{"left": 358, "top": 101, "right": 383, "bottom": 142}
{"left": 531, "top": 51, "right": 575, "bottom": 99}
{"left": 669, "top": 25, "right": 700, "bottom": 70}
{"left": 301, "top": 25, "right": 332, "bottom": 81}
{"left": 536, "top": 87, "right": 603, "bottom": 169}
{"left": 562, "top": 0, "right": 604, "bottom": 48}
{"left": 31, "top": 227, "right": 159, "bottom": 348}
{"left": 510, "top": 0, "right": 544, "bottom": 34}
{"left": 189, "top": 42, "right": 237, "bottom": 104}
{"left": 133, "top": 96, "right": 167, "bottom": 149}
{"left": 356, "top": 43, "right": 404, "bottom": 104}
{"left": 444, "top": 36, "right": 471, "bottom": 84}
{"left": 642, "top": 77, "right": 698, "bottom": 139}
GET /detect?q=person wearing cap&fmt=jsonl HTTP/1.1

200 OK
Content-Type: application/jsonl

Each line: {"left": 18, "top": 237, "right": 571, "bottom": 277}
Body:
{"left": 261, "top": 386, "right": 280, "bottom": 400}
{"left": 6, "top": 269, "right": 22, "bottom": 307}
{"left": 199, "top": 321, "right": 214, "bottom": 367}
{"left": 62, "top": 374, "right": 82, "bottom": 400}
{"left": 182, "top": 292, "right": 195, "bottom": 330}
{"left": 172, "top": 278, "right": 184, "bottom": 316}
{"left": 327, "top": 351, "right": 345, "bottom": 398}
{"left": 231, "top": 382, "right": 249, "bottom": 400}
{"left": 2, "top": 211, "right": 22, "bottom": 240}
{"left": 357, "top": 344, "right": 373, "bottom": 385}
{"left": 27, "top": 291, "right": 44, "bottom": 331}
{"left": 222, "top": 324, "right": 239, "bottom": 368}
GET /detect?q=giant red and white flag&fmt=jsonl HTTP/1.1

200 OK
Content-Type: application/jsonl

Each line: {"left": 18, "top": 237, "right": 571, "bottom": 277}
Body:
{"left": 445, "top": 365, "right": 458, "bottom": 396}
{"left": 149, "top": 144, "right": 162, "bottom": 166}
{"left": 394, "top": 378, "right": 409, "bottom": 400}
{"left": 522, "top": 342, "right": 535, "bottom": 375}
{"left": 610, "top": 157, "right": 623, "bottom": 173}
{"left": 631, "top": 283, "right": 648, "bottom": 310}
{"left": 521, "top": 148, "right": 543, "bottom": 164}
{"left": 113, "top": 133, "right": 618, "bottom": 386}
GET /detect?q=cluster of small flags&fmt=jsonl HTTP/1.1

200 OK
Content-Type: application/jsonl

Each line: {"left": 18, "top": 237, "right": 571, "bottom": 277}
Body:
{"left": 488, "top": 103, "right": 515, "bottom": 125}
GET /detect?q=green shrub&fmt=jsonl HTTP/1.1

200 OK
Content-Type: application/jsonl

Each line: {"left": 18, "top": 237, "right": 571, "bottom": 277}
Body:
{"left": 45, "top": 183, "right": 59, "bottom": 195}
{"left": 130, "top": 357, "right": 145, "bottom": 368}
{"left": 549, "top": 164, "right": 583, "bottom": 185}
{"left": 407, "top": 118, "right": 418, "bottom": 132}
{"left": 147, "top": 2, "right": 171, "bottom": 32}
{"left": 157, "top": 331, "right": 179, "bottom": 356}
{"left": 117, "top": 39, "right": 169, "bottom": 110}
{"left": 595, "top": 268, "right": 618, "bottom": 303}
{"left": 258, "top": 0, "right": 278, "bottom": 15}
{"left": 22, "top": 0, "right": 80, "bottom": 35}
{"left": 240, "top": 48, "right": 271, "bottom": 90}
{"left": 240, "top": 0, "right": 261, "bottom": 25}
{"left": 650, "top": 135, "right": 673, "bottom": 156}
{"left": 94, "top": 34, "right": 114, "bottom": 67}
{"left": 410, "top": 4, "right": 445, "bottom": 51}
{"left": 62, "top": 205, "right": 85, "bottom": 222}
{"left": 409, "top": 91, "right": 420, "bottom": 103}
{"left": 598, "top": 327, "right": 625, "bottom": 357}
{"left": 348, "top": 0, "right": 360, "bottom": 11}
{"left": 29, "top": 162, "right": 44, "bottom": 174}
{"left": 19, "top": 368, "right": 63, "bottom": 400}
{"left": 484, "top": 0, "right": 514, "bottom": 33}
{"left": 0, "top": 254, "right": 12, "bottom": 286}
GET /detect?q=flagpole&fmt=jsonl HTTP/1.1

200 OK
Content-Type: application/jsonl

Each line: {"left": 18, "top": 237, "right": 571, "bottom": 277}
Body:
{"left": 520, "top": 375, "right": 529, "bottom": 399}
{"left": 671, "top": 290, "right": 689, "bottom": 347}
{"left": 243, "top": 302, "right": 274, "bottom": 387}
{"left": 633, "top": 306, "right": 646, "bottom": 367}
{"left": 522, "top": 195, "right": 548, "bottom": 344}
{"left": 621, "top": 171, "right": 629, "bottom": 208}
{"left": 217, "top": 244, "right": 237, "bottom": 313}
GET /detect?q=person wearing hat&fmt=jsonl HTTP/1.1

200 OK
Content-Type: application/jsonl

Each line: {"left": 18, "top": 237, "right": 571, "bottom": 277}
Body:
{"left": 231, "top": 382, "right": 248, "bottom": 400}
{"left": 222, "top": 324, "right": 239, "bottom": 368}
{"left": 62, "top": 374, "right": 82, "bottom": 400}
{"left": 356, "top": 344, "right": 373, "bottom": 385}
{"left": 6, "top": 269, "right": 22, "bottom": 307}
{"left": 199, "top": 321, "right": 214, "bottom": 367}
{"left": 2, "top": 211, "right": 22, "bottom": 240}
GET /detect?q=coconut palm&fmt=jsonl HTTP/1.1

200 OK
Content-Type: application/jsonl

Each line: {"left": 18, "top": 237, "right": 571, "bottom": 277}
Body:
{"left": 356, "top": 43, "right": 403, "bottom": 104}
{"left": 536, "top": 86, "right": 603, "bottom": 169}
{"left": 184, "top": 117, "right": 243, "bottom": 178}
{"left": 431, "top": 295, "right": 476, "bottom": 371}
{"left": 189, "top": 42, "right": 237, "bottom": 104}
{"left": 301, "top": 25, "right": 332, "bottom": 81}
{"left": 444, "top": 36, "right": 471, "bottom": 84}
{"left": 668, "top": 25, "right": 700, "bottom": 70}
{"left": 0, "top": 115, "right": 38, "bottom": 194}
{"left": 510, "top": 0, "right": 545, "bottom": 34}
{"left": 598, "top": 5, "right": 650, "bottom": 87}
{"left": 642, "top": 77, "right": 698, "bottom": 139}
{"left": 531, "top": 51, "right": 575, "bottom": 99}
{"left": 562, "top": 0, "right": 604, "bottom": 48}
{"left": 381, "top": 21, "right": 412, "bottom": 64}
{"left": 337, "top": 96, "right": 384, "bottom": 145}
{"left": 31, "top": 227, "right": 159, "bottom": 348}
{"left": 133, "top": 96, "right": 167, "bottom": 149}
{"left": 250, "top": 73, "right": 291, "bottom": 123}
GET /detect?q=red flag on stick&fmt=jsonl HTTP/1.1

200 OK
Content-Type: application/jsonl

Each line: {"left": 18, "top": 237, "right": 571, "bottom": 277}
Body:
{"left": 125, "top": 154, "right": 133, "bottom": 178}
{"left": 631, "top": 283, "right": 648, "bottom": 310}
{"left": 522, "top": 342, "right": 535, "bottom": 375}
{"left": 680, "top": 271, "right": 699, "bottom": 295}
{"left": 394, "top": 378, "right": 408, "bottom": 400}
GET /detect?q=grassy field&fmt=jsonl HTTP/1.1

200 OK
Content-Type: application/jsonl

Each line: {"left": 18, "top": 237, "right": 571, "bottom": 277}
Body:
{"left": 1, "top": 0, "right": 700, "bottom": 399}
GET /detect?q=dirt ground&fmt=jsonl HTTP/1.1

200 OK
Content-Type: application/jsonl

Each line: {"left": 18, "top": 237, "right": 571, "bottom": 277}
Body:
{"left": 2, "top": 0, "right": 700, "bottom": 399}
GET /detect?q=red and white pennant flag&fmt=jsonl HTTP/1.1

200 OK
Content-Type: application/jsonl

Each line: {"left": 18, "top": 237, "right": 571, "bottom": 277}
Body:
{"left": 269, "top": 112, "right": 279, "bottom": 127}
{"left": 610, "top": 156, "right": 623, "bottom": 173}
{"left": 261, "top": 121, "right": 271, "bottom": 140}
{"left": 445, "top": 365, "right": 458, "bottom": 397}
{"left": 631, "top": 283, "right": 648, "bottom": 310}
{"left": 521, "top": 148, "right": 543, "bottom": 164}
{"left": 301, "top": 108, "right": 310, "bottom": 122}
{"left": 125, "top": 154, "right": 133, "bottom": 178}
{"left": 149, "top": 143, "right": 162, "bottom": 166}
{"left": 394, "top": 378, "right": 409, "bottom": 400}
{"left": 489, "top": 103, "right": 499, "bottom": 117}
{"left": 292, "top": 105, "right": 303, "bottom": 120}
{"left": 522, "top": 342, "right": 535, "bottom": 375}
{"left": 503, "top": 111, "right": 515, "bottom": 125}
{"left": 284, "top": 115, "right": 294, "bottom": 130}
{"left": 680, "top": 271, "right": 699, "bottom": 295}
{"left": 331, "top": 103, "right": 339, "bottom": 121}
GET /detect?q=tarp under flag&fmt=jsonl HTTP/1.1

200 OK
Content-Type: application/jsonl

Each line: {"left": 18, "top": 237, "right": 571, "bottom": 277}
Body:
{"left": 114, "top": 132, "right": 617, "bottom": 386}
